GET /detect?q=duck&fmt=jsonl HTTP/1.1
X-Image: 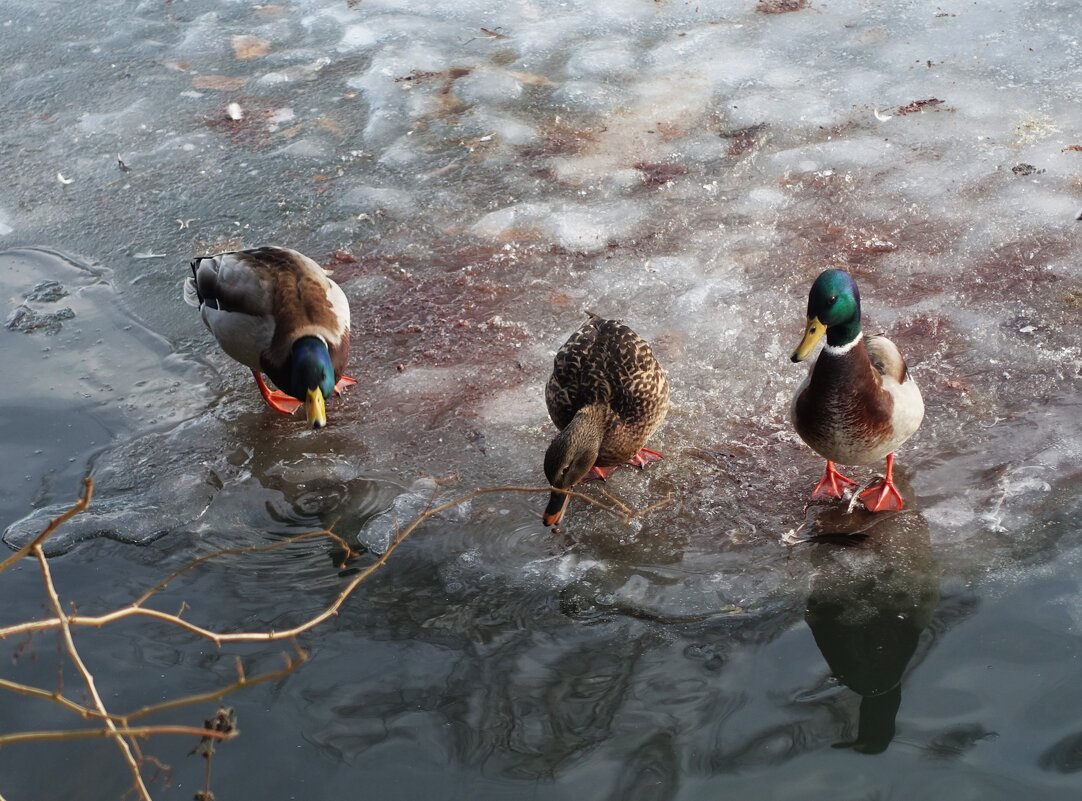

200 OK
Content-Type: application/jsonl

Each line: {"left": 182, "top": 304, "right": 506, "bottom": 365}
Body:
{"left": 790, "top": 268, "right": 924, "bottom": 512}
{"left": 183, "top": 246, "right": 355, "bottom": 428}
{"left": 543, "top": 314, "right": 670, "bottom": 527}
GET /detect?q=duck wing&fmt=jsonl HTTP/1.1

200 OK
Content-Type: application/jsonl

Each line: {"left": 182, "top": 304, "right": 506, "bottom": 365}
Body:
{"left": 546, "top": 316, "right": 608, "bottom": 429}
{"left": 188, "top": 250, "right": 273, "bottom": 317}
{"left": 596, "top": 318, "right": 669, "bottom": 428}
{"left": 865, "top": 334, "right": 908, "bottom": 385}
{"left": 546, "top": 316, "right": 669, "bottom": 431}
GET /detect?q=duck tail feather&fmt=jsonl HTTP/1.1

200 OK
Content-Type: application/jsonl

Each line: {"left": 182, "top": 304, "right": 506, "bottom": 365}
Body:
{"left": 183, "top": 275, "right": 202, "bottom": 307}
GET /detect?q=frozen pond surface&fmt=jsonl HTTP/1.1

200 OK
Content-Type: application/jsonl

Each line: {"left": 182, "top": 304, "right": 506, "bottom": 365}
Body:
{"left": 3, "top": 0, "right": 1082, "bottom": 798}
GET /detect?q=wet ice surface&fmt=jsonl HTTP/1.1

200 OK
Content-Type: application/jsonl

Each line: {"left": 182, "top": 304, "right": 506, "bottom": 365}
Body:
{"left": 3, "top": 0, "right": 1082, "bottom": 798}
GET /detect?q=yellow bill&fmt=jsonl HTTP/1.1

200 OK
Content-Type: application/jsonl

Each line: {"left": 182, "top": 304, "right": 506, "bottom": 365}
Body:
{"left": 791, "top": 317, "right": 827, "bottom": 362}
{"left": 306, "top": 388, "right": 327, "bottom": 429}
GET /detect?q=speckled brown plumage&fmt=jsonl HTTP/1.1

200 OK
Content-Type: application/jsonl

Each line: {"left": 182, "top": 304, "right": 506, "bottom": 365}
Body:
{"left": 546, "top": 315, "right": 670, "bottom": 466}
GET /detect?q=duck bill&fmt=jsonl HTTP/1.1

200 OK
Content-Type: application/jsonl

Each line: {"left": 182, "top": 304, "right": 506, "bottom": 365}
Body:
{"left": 305, "top": 388, "right": 327, "bottom": 429}
{"left": 791, "top": 317, "right": 827, "bottom": 362}
{"left": 543, "top": 490, "right": 571, "bottom": 527}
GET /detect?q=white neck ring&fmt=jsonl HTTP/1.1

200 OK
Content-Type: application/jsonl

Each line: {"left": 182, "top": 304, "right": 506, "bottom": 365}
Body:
{"left": 823, "top": 331, "right": 862, "bottom": 356}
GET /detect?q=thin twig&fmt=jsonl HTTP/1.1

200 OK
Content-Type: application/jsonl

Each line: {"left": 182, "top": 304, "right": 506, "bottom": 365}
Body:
{"left": 627, "top": 492, "right": 674, "bottom": 522}
{"left": 34, "top": 546, "right": 152, "bottom": 801}
{"left": 123, "top": 649, "right": 306, "bottom": 721}
{"left": 592, "top": 486, "right": 635, "bottom": 517}
{"left": 0, "top": 677, "right": 98, "bottom": 719}
{"left": 0, "top": 724, "right": 233, "bottom": 747}
{"left": 0, "top": 650, "right": 305, "bottom": 728}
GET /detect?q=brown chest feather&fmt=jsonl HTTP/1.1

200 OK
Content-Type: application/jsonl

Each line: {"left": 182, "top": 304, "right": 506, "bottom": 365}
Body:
{"left": 795, "top": 342, "right": 894, "bottom": 449}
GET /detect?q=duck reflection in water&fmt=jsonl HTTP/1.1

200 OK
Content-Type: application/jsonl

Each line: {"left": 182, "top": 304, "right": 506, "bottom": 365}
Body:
{"left": 799, "top": 475, "right": 939, "bottom": 754}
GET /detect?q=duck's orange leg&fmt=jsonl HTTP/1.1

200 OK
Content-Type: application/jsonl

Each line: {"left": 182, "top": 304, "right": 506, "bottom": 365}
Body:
{"left": 334, "top": 376, "right": 357, "bottom": 395}
{"left": 252, "top": 370, "right": 302, "bottom": 415}
{"left": 812, "top": 460, "right": 857, "bottom": 499}
{"left": 585, "top": 447, "right": 663, "bottom": 481}
{"left": 627, "top": 447, "right": 663, "bottom": 469}
{"left": 584, "top": 465, "right": 619, "bottom": 481}
{"left": 859, "top": 452, "right": 905, "bottom": 512}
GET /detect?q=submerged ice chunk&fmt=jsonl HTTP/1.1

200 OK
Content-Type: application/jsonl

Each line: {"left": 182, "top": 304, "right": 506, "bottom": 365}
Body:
{"left": 274, "top": 138, "right": 330, "bottom": 160}
{"left": 550, "top": 204, "right": 644, "bottom": 251}
{"left": 5, "top": 304, "right": 75, "bottom": 335}
{"left": 359, "top": 478, "right": 470, "bottom": 554}
{"left": 337, "top": 184, "right": 416, "bottom": 218}
{"left": 338, "top": 23, "right": 378, "bottom": 51}
{"left": 468, "top": 111, "right": 538, "bottom": 146}
{"left": 550, "top": 80, "right": 625, "bottom": 113}
{"left": 3, "top": 494, "right": 180, "bottom": 554}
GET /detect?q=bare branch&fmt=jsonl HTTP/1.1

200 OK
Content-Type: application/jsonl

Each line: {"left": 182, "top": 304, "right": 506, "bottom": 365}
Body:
{"left": 0, "top": 484, "right": 666, "bottom": 644}
{"left": 627, "top": 492, "right": 674, "bottom": 521}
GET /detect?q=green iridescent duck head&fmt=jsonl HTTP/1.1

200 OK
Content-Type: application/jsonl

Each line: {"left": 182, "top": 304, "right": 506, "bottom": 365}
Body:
{"left": 791, "top": 269, "right": 863, "bottom": 362}
{"left": 289, "top": 336, "right": 336, "bottom": 428}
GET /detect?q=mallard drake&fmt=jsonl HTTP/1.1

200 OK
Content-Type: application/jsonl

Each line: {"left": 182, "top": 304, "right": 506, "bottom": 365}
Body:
{"left": 543, "top": 314, "right": 670, "bottom": 526}
{"left": 183, "top": 246, "right": 354, "bottom": 428}
{"left": 790, "top": 269, "right": 924, "bottom": 512}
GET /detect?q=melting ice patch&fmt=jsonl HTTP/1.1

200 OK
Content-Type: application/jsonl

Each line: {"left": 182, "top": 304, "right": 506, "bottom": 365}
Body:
{"left": 472, "top": 200, "right": 646, "bottom": 252}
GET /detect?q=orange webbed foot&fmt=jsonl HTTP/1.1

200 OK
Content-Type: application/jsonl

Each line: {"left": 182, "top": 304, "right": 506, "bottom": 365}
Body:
{"left": 811, "top": 460, "right": 857, "bottom": 500}
{"left": 334, "top": 376, "right": 357, "bottom": 396}
{"left": 252, "top": 370, "right": 302, "bottom": 415}
{"left": 264, "top": 391, "right": 303, "bottom": 415}
{"left": 584, "top": 465, "right": 619, "bottom": 482}
{"left": 859, "top": 453, "right": 905, "bottom": 513}
{"left": 859, "top": 481, "right": 905, "bottom": 512}
{"left": 627, "top": 448, "right": 662, "bottom": 469}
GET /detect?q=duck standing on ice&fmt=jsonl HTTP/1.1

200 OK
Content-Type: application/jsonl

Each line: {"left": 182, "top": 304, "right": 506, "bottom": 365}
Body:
{"left": 790, "top": 269, "right": 924, "bottom": 512}
{"left": 543, "top": 314, "right": 670, "bottom": 527}
{"left": 184, "top": 246, "right": 355, "bottom": 428}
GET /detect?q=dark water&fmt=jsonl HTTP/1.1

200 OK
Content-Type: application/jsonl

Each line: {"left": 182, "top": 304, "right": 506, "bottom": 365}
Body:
{"left": 3, "top": 0, "right": 1082, "bottom": 799}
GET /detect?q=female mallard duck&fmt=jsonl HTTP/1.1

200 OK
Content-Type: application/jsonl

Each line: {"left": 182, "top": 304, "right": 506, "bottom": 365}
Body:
{"left": 183, "top": 246, "right": 354, "bottom": 429}
{"left": 543, "top": 314, "right": 670, "bottom": 527}
{"left": 790, "top": 269, "right": 924, "bottom": 512}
